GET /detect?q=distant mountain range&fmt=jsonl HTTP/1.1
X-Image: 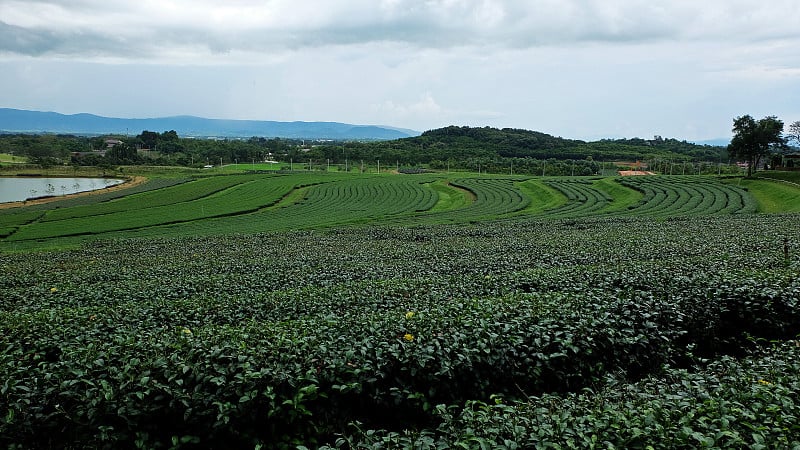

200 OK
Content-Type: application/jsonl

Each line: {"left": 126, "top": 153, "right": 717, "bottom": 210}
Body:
{"left": 0, "top": 108, "right": 420, "bottom": 140}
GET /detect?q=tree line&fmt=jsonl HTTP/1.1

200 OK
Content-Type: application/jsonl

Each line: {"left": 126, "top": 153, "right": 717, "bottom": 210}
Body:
{"left": 2, "top": 122, "right": 797, "bottom": 176}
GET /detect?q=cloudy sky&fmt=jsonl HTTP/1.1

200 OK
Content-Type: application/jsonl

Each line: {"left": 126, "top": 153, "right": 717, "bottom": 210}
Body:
{"left": 1, "top": 0, "right": 799, "bottom": 141}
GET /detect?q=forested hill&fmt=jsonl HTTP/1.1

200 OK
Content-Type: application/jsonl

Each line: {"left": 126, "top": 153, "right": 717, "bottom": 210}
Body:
{"left": 415, "top": 126, "right": 585, "bottom": 157}
{"left": 1, "top": 124, "right": 728, "bottom": 172}
{"left": 315, "top": 126, "right": 726, "bottom": 167}
{"left": 391, "top": 126, "right": 725, "bottom": 162}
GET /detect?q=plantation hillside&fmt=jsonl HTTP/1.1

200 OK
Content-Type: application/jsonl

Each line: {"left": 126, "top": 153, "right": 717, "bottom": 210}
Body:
{"left": 4, "top": 170, "right": 799, "bottom": 251}
{"left": 2, "top": 169, "right": 800, "bottom": 448}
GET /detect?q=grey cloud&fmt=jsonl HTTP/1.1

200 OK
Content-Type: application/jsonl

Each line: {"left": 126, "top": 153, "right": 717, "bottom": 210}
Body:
{"left": 0, "top": 20, "right": 150, "bottom": 59}
{"left": 0, "top": 0, "right": 798, "bottom": 61}
{"left": 0, "top": 21, "right": 59, "bottom": 55}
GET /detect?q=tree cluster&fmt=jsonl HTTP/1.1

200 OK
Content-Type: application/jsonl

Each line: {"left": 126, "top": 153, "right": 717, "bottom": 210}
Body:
{"left": 727, "top": 115, "right": 788, "bottom": 176}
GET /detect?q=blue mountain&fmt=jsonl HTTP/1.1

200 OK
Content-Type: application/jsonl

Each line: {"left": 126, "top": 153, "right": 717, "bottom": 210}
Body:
{"left": 0, "top": 108, "right": 419, "bottom": 140}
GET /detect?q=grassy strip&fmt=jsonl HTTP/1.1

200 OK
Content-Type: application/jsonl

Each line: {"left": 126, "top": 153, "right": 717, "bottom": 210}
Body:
{"left": 516, "top": 179, "right": 564, "bottom": 214}
{"left": 741, "top": 177, "right": 800, "bottom": 213}
{"left": 592, "top": 177, "right": 643, "bottom": 213}
{"left": 427, "top": 180, "right": 471, "bottom": 212}
{"left": 269, "top": 185, "right": 313, "bottom": 209}
{"left": 0, "top": 153, "right": 26, "bottom": 164}
{"left": 753, "top": 170, "right": 800, "bottom": 184}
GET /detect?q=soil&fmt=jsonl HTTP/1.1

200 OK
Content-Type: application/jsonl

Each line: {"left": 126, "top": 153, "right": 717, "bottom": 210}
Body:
{"left": 618, "top": 171, "right": 656, "bottom": 176}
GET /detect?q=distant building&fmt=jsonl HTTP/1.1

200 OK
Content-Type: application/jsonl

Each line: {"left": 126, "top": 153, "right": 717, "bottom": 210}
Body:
{"left": 104, "top": 139, "right": 123, "bottom": 149}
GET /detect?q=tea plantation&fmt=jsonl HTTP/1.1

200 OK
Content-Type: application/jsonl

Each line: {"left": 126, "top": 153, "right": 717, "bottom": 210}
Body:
{"left": 0, "top": 172, "right": 780, "bottom": 250}
{"left": 1, "top": 172, "right": 800, "bottom": 449}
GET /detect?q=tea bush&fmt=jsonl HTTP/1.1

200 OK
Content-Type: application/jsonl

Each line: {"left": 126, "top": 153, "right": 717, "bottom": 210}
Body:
{"left": 1, "top": 213, "right": 799, "bottom": 448}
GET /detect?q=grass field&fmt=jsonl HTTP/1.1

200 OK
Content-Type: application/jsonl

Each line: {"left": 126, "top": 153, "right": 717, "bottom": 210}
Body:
{"left": 0, "top": 153, "right": 26, "bottom": 164}
{"left": 222, "top": 162, "right": 287, "bottom": 171}
{"left": 740, "top": 172, "right": 800, "bottom": 213}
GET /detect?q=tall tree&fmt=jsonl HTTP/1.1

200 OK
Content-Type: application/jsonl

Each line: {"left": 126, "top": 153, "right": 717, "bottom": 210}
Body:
{"left": 788, "top": 120, "right": 800, "bottom": 147}
{"left": 727, "top": 115, "right": 786, "bottom": 177}
{"left": 137, "top": 130, "right": 159, "bottom": 148}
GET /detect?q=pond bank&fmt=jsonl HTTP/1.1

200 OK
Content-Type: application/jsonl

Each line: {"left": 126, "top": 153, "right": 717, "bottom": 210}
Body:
{"left": 0, "top": 176, "right": 146, "bottom": 210}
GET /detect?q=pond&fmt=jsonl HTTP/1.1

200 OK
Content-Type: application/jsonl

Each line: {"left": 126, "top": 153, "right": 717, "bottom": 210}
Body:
{"left": 0, "top": 177, "right": 125, "bottom": 203}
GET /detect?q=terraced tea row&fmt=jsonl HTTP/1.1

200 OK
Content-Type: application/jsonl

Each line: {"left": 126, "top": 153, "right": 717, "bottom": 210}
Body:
{"left": 0, "top": 177, "right": 188, "bottom": 238}
{"left": 618, "top": 176, "right": 758, "bottom": 216}
{"left": 39, "top": 175, "right": 250, "bottom": 221}
{"left": 5, "top": 176, "right": 301, "bottom": 241}
{"left": 403, "top": 178, "right": 532, "bottom": 224}
{"left": 158, "top": 175, "right": 442, "bottom": 236}
{"left": 541, "top": 178, "right": 613, "bottom": 218}
{"left": 0, "top": 173, "right": 794, "bottom": 249}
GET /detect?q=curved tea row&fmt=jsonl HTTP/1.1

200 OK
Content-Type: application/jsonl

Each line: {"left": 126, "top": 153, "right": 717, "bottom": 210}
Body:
{"left": 0, "top": 173, "right": 772, "bottom": 247}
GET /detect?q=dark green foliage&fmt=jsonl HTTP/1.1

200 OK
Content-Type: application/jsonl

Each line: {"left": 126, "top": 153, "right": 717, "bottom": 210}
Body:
{"left": 313, "top": 127, "right": 724, "bottom": 172}
{"left": 0, "top": 134, "right": 78, "bottom": 160}
{"left": 728, "top": 115, "right": 787, "bottom": 177}
{"left": 334, "top": 343, "right": 800, "bottom": 449}
{"left": 105, "top": 141, "right": 141, "bottom": 165}
{"left": 1, "top": 126, "right": 727, "bottom": 173}
{"left": 1, "top": 214, "right": 799, "bottom": 448}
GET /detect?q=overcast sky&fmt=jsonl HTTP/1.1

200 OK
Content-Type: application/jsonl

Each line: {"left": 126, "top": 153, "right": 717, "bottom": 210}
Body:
{"left": 1, "top": 0, "right": 799, "bottom": 141}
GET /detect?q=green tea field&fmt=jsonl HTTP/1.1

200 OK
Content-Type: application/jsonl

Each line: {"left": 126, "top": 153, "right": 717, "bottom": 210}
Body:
{"left": 3, "top": 171, "right": 796, "bottom": 251}
{"left": 1, "top": 171, "right": 799, "bottom": 449}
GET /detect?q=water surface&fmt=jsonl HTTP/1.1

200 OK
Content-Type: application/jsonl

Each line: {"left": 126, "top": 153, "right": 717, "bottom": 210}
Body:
{"left": 0, "top": 177, "right": 124, "bottom": 203}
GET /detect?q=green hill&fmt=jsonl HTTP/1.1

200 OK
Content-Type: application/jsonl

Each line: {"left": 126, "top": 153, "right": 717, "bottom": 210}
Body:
{"left": 311, "top": 126, "right": 728, "bottom": 169}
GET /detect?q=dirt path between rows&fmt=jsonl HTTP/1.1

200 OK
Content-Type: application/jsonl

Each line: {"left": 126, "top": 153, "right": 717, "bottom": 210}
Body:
{"left": 0, "top": 176, "right": 147, "bottom": 210}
